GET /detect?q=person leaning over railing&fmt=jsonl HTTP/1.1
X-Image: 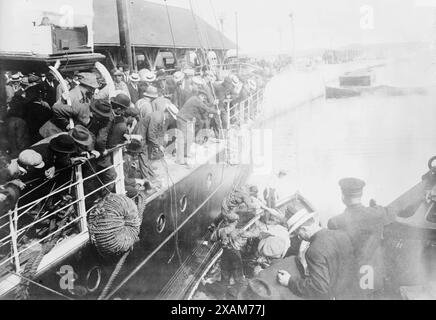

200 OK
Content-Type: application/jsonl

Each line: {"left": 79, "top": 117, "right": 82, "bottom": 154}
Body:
{"left": 177, "top": 90, "right": 220, "bottom": 159}
{"left": 39, "top": 73, "right": 100, "bottom": 139}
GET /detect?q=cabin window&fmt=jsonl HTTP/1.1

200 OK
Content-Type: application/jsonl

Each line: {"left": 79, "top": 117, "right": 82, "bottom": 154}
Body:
{"left": 156, "top": 214, "right": 166, "bottom": 233}
{"left": 179, "top": 195, "right": 188, "bottom": 213}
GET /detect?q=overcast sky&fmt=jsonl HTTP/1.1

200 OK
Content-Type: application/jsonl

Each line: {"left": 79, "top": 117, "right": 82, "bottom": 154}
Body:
{"left": 148, "top": 0, "right": 435, "bottom": 53}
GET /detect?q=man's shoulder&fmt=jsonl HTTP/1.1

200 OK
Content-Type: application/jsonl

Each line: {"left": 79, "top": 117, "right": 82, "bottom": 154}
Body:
{"left": 327, "top": 211, "right": 348, "bottom": 228}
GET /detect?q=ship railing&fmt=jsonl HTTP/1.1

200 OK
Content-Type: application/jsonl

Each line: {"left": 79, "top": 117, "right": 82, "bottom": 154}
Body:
{"left": 226, "top": 89, "right": 264, "bottom": 128}
{"left": 0, "top": 144, "right": 126, "bottom": 276}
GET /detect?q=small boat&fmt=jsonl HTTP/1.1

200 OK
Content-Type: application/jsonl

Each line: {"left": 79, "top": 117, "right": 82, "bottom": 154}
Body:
{"left": 383, "top": 156, "right": 436, "bottom": 298}
{"left": 326, "top": 69, "right": 376, "bottom": 99}
{"left": 186, "top": 192, "right": 316, "bottom": 300}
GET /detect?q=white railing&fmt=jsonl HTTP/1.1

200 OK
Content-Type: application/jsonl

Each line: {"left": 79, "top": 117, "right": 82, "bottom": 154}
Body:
{"left": 226, "top": 89, "right": 264, "bottom": 128}
{"left": 0, "top": 146, "right": 126, "bottom": 276}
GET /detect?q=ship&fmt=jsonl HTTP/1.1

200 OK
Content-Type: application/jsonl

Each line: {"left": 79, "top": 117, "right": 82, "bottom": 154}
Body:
{"left": 0, "top": 0, "right": 270, "bottom": 300}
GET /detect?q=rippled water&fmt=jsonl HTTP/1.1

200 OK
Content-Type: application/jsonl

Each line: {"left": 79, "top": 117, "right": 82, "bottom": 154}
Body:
{"left": 250, "top": 58, "right": 436, "bottom": 224}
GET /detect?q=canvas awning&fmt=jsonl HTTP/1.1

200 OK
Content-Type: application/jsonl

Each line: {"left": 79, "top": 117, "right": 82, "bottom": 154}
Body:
{"left": 93, "top": 0, "right": 235, "bottom": 50}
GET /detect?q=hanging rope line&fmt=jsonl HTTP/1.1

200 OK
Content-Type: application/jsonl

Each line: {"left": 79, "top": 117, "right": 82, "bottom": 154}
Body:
{"left": 163, "top": 0, "right": 178, "bottom": 60}
{"left": 209, "top": 0, "right": 226, "bottom": 53}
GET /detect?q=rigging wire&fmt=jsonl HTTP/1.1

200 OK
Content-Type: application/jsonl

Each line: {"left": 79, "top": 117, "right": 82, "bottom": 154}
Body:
{"left": 188, "top": 0, "right": 208, "bottom": 68}
{"left": 1, "top": 268, "right": 74, "bottom": 300}
{"left": 163, "top": 0, "right": 179, "bottom": 64}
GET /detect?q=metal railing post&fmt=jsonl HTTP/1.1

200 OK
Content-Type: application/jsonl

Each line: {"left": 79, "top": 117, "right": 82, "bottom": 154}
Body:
{"left": 239, "top": 102, "right": 244, "bottom": 125}
{"left": 113, "top": 148, "right": 125, "bottom": 195}
{"left": 226, "top": 101, "right": 231, "bottom": 128}
{"left": 74, "top": 165, "right": 88, "bottom": 233}
{"left": 9, "top": 207, "right": 20, "bottom": 272}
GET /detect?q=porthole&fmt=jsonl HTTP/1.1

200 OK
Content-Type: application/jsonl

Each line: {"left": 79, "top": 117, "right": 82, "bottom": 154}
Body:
{"left": 206, "top": 173, "right": 213, "bottom": 190}
{"left": 179, "top": 195, "right": 188, "bottom": 213}
{"left": 156, "top": 214, "right": 166, "bottom": 233}
{"left": 86, "top": 266, "right": 101, "bottom": 293}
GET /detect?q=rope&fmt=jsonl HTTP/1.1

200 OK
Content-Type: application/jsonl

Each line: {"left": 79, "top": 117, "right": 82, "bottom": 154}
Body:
{"left": 88, "top": 193, "right": 142, "bottom": 258}
{"left": 97, "top": 249, "right": 130, "bottom": 300}
{"left": 160, "top": 158, "right": 182, "bottom": 266}
{"left": 4, "top": 268, "right": 73, "bottom": 300}
{"left": 164, "top": 0, "right": 178, "bottom": 56}
{"left": 209, "top": 0, "right": 226, "bottom": 53}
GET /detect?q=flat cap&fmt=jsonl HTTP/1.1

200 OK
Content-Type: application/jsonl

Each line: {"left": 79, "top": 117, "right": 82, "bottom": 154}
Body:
{"left": 339, "top": 177, "right": 365, "bottom": 196}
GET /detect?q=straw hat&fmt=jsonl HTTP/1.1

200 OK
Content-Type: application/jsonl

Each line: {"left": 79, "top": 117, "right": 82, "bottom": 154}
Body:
{"left": 129, "top": 73, "right": 141, "bottom": 82}
{"left": 139, "top": 69, "right": 156, "bottom": 82}
{"left": 288, "top": 211, "right": 318, "bottom": 235}
{"left": 173, "top": 71, "right": 185, "bottom": 83}
{"left": 78, "top": 72, "right": 99, "bottom": 89}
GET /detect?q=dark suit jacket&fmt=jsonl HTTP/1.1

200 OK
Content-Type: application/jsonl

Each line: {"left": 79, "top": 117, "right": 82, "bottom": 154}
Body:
{"left": 288, "top": 229, "right": 358, "bottom": 299}
{"left": 127, "top": 82, "right": 140, "bottom": 105}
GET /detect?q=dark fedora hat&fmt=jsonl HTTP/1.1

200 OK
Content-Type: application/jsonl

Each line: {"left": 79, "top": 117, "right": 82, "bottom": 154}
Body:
{"left": 91, "top": 100, "right": 113, "bottom": 118}
{"left": 69, "top": 125, "right": 93, "bottom": 146}
{"left": 126, "top": 139, "right": 142, "bottom": 154}
{"left": 49, "top": 134, "right": 78, "bottom": 154}
{"left": 111, "top": 93, "right": 131, "bottom": 109}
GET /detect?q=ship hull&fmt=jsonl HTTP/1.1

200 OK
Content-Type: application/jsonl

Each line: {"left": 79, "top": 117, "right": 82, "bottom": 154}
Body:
{"left": 8, "top": 160, "right": 251, "bottom": 300}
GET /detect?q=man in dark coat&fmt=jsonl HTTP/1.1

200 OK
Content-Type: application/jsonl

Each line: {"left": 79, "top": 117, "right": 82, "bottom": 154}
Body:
{"left": 39, "top": 73, "right": 58, "bottom": 107}
{"left": 40, "top": 72, "right": 99, "bottom": 138}
{"left": 127, "top": 73, "right": 140, "bottom": 105}
{"left": 277, "top": 212, "right": 358, "bottom": 300}
{"left": 212, "top": 76, "right": 234, "bottom": 130}
{"left": 327, "top": 177, "right": 396, "bottom": 299}
{"left": 177, "top": 90, "right": 219, "bottom": 158}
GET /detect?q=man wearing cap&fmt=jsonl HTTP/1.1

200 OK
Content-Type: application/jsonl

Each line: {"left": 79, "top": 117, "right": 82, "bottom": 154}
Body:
{"left": 112, "top": 69, "right": 130, "bottom": 98}
{"left": 134, "top": 102, "right": 178, "bottom": 162}
{"left": 210, "top": 211, "right": 257, "bottom": 296}
{"left": 212, "top": 76, "right": 234, "bottom": 130}
{"left": 5, "top": 76, "right": 33, "bottom": 157}
{"left": 136, "top": 86, "right": 158, "bottom": 119}
{"left": 123, "top": 139, "right": 152, "bottom": 198}
{"left": 327, "top": 177, "right": 396, "bottom": 299}
{"left": 22, "top": 75, "right": 53, "bottom": 143}
{"left": 127, "top": 73, "right": 141, "bottom": 104}
{"left": 277, "top": 211, "right": 358, "bottom": 299}
{"left": 177, "top": 90, "right": 219, "bottom": 157}
{"left": 40, "top": 73, "right": 99, "bottom": 138}
{"left": 20, "top": 135, "right": 77, "bottom": 182}
{"left": 88, "top": 100, "right": 113, "bottom": 152}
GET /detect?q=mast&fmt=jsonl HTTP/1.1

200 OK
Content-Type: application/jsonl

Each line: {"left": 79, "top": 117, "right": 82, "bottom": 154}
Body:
{"left": 116, "top": 0, "right": 133, "bottom": 71}
{"left": 235, "top": 11, "right": 239, "bottom": 59}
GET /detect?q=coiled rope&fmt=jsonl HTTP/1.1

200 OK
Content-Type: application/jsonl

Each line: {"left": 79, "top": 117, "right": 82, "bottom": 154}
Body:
{"left": 97, "top": 192, "right": 148, "bottom": 300}
{"left": 88, "top": 193, "right": 142, "bottom": 258}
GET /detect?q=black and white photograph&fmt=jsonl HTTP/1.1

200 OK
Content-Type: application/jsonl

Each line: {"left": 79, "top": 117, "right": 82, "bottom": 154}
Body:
{"left": 0, "top": 0, "right": 435, "bottom": 305}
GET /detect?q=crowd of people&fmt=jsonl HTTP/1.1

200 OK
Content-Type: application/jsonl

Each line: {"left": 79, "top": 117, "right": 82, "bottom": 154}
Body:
{"left": 206, "top": 177, "right": 397, "bottom": 300}
{"left": 0, "top": 64, "right": 267, "bottom": 215}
